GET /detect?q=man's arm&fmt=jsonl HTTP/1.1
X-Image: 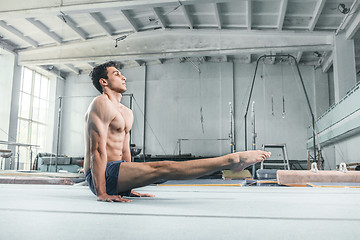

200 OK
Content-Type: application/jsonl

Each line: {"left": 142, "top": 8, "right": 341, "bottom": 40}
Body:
{"left": 88, "top": 98, "right": 130, "bottom": 202}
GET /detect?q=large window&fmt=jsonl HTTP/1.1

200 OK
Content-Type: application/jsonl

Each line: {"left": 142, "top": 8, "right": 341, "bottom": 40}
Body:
{"left": 17, "top": 67, "right": 50, "bottom": 170}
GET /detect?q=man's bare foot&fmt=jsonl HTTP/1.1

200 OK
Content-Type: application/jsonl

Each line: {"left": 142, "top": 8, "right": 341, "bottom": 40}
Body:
{"left": 228, "top": 150, "right": 271, "bottom": 171}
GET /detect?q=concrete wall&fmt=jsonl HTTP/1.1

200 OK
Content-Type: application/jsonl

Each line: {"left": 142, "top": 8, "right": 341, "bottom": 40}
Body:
{"left": 59, "top": 74, "right": 98, "bottom": 156}
{"left": 61, "top": 61, "right": 327, "bottom": 162}
{"left": 0, "top": 53, "right": 15, "bottom": 141}
{"left": 322, "top": 133, "right": 360, "bottom": 170}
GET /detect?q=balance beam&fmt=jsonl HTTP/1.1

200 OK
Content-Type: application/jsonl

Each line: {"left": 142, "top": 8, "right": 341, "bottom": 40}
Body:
{"left": 277, "top": 170, "right": 360, "bottom": 187}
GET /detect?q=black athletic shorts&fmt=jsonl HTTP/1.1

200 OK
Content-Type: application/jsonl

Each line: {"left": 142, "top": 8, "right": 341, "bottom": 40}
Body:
{"left": 85, "top": 160, "right": 131, "bottom": 196}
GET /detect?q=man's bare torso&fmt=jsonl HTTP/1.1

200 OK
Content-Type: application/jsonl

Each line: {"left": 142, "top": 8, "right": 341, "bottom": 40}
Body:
{"left": 84, "top": 94, "right": 133, "bottom": 172}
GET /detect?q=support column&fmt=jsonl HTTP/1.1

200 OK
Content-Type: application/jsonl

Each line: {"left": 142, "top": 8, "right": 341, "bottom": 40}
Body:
{"left": 219, "top": 62, "right": 234, "bottom": 154}
{"left": 52, "top": 77, "right": 65, "bottom": 154}
{"left": 7, "top": 55, "right": 22, "bottom": 170}
{"left": 333, "top": 32, "right": 357, "bottom": 102}
{"left": 142, "top": 65, "right": 148, "bottom": 162}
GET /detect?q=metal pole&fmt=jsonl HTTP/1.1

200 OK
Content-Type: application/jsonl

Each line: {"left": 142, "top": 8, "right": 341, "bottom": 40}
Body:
{"left": 244, "top": 54, "right": 319, "bottom": 168}
{"left": 232, "top": 61, "right": 237, "bottom": 152}
{"left": 55, "top": 96, "right": 63, "bottom": 172}
{"left": 229, "top": 102, "right": 234, "bottom": 153}
{"left": 244, "top": 56, "right": 263, "bottom": 178}
{"left": 129, "top": 94, "right": 133, "bottom": 145}
{"left": 291, "top": 55, "right": 317, "bottom": 162}
{"left": 142, "top": 66, "right": 147, "bottom": 162}
{"left": 16, "top": 146, "right": 20, "bottom": 170}
{"left": 30, "top": 147, "right": 33, "bottom": 171}
{"left": 251, "top": 101, "right": 256, "bottom": 178}
{"left": 244, "top": 56, "right": 262, "bottom": 152}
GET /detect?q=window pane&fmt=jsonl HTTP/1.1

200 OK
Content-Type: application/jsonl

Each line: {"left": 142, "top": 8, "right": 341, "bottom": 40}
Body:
{"left": 22, "top": 68, "right": 33, "bottom": 94}
{"left": 17, "top": 67, "right": 51, "bottom": 171}
{"left": 31, "top": 122, "right": 38, "bottom": 144}
{"left": 19, "top": 93, "right": 31, "bottom": 119}
{"left": 40, "top": 76, "right": 49, "bottom": 100}
{"left": 34, "top": 73, "right": 41, "bottom": 97}
{"left": 17, "top": 119, "right": 29, "bottom": 143}
{"left": 32, "top": 97, "right": 40, "bottom": 122}
{"left": 39, "top": 99, "right": 48, "bottom": 122}
{"left": 19, "top": 147, "right": 29, "bottom": 170}
{"left": 37, "top": 124, "right": 46, "bottom": 148}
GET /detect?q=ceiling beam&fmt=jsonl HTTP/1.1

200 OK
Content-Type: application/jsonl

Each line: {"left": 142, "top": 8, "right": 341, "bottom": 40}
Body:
{"left": 120, "top": 10, "right": 139, "bottom": 32}
{"left": 213, "top": 3, "right": 222, "bottom": 29}
{"left": 244, "top": 54, "right": 251, "bottom": 64}
{"left": 87, "top": 62, "right": 96, "bottom": 68}
{"left": 277, "top": 0, "right": 288, "bottom": 30}
{"left": 322, "top": 51, "right": 333, "bottom": 73}
{"left": 62, "top": 63, "right": 81, "bottom": 74}
{"left": 57, "top": 15, "right": 87, "bottom": 40}
{"left": 246, "top": 0, "right": 252, "bottom": 30}
{"left": 89, "top": 12, "right": 113, "bottom": 36}
{"left": 18, "top": 32, "right": 133, "bottom": 53}
{"left": 135, "top": 60, "right": 144, "bottom": 66}
{"left": 19, "top": 43, "right": 333, "bottom": 66}
{"left": 36, "top": 65, "right": 65, "bottom": 80}
{"left": 181, "top": 5, "right": 193, "bottom": 29}
{"left": 152, "top": 7, "right": 166, "bottom": 29}
{"left": 0, "top": 0, "right": 250, "bottom": 19}
{"left": 26, "top": 18, "right": 62, "bottom": 44}
{"left": 0, "top": 39, "right": 16, "bottom": 53}
{"left": 18, "top": 29, "right": 334, "bottom": 65}
{"left": 63, "top": 64, "right": 81, "bottom": 74}
{"left": 0, "top": 20, "right": 38, "bottom": 47}
{"left": 296, "top": 51, "right": 303, "bottom": 63}
{"left": 308, "top": 0, "right": 326, "bottom": 31}
{"left": 346, "top": 10, "right": 360, "bottom": 40}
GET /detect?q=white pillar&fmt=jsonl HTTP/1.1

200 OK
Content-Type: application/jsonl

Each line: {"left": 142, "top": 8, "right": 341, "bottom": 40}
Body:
{"left": 7, "top": 55, "right": 22, "bottom": 170}
{"left": 332, "top": 32, "right": 357, "bottom": 102}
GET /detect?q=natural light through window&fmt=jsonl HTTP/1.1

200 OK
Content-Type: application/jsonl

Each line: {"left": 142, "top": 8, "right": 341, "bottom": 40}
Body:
{"left": 17, "top": 67, "right": 50, "bottom": 170}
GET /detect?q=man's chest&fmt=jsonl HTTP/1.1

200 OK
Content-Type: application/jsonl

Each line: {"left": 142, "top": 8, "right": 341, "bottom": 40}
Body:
{"left": 109, "top": 107, "right": 133, "bottom": 133}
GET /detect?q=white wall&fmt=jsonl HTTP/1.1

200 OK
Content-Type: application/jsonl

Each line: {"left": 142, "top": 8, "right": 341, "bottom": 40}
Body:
{"left": 119, "top": 66, "right": 146, "bottom": 155}
{"left": 0, "top": 53, "right": 15, "bottom": 141}
{"left": 322, "top": 133, "right": 360, "bottom": 170}
{"left": 61, "top": 61, "right": 327, "bottom": 162}
{"left": 59, "top": 74, "right": 99, "bottom": 156}
{"left": 141, "top": 62, "right": 234, "bottom": 157}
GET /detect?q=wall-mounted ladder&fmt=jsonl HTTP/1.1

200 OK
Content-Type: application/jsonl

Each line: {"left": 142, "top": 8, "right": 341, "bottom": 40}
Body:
{"left": 261, "top": 143, "right": 290, "bottom": 170}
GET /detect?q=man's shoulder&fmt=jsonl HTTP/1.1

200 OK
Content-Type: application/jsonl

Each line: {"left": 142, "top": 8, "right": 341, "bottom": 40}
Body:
{"left": 93, "top": 94, "right": 108, "bottom": 102}
{"left": 91, "top": 95, "right": 111, "bottom": 109}
{"left": 89, "top": 95, "right": 116, "bottom": 118}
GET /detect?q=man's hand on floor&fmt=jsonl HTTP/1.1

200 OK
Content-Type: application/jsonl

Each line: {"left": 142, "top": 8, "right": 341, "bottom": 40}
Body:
{"left": 130, "top": 190, "right": 155, "bottom": 197}
{"left": 97, "top": 193, "right": 132, "bottom": 202}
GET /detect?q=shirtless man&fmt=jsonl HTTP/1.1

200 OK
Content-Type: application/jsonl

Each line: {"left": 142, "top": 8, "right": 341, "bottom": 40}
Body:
{"left": 84, "top": 61, "right": 271, "bottom": 202}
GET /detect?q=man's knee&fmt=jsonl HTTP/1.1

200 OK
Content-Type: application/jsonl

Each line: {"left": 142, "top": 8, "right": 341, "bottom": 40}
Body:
{"left": 148, "top": 161, "right": 177, "bottom": 179}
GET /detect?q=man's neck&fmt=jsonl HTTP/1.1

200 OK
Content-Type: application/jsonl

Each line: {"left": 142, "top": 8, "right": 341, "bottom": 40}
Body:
{"left": 104, "top": 91, "right": 122, "bottom": 104}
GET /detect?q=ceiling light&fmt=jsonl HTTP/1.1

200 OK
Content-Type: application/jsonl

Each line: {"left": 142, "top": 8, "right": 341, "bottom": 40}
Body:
{"left": 338, "top": 4, "right": 350, "bottom": 14}
{"left": 115, "top": 35, "right": 128, "bottom": 47}
{"left": 313, "top": 51, "right": 322, "bottom": 58}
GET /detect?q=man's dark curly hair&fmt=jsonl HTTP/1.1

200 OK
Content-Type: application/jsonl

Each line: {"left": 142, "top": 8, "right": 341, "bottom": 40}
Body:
{"left": 90, "top": 61, "right": 121, "bottom": 93}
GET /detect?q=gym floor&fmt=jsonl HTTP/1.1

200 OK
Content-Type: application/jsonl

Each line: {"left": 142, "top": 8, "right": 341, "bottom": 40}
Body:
{"left": 1, "top": 182, "right": 359, "bottom": 240}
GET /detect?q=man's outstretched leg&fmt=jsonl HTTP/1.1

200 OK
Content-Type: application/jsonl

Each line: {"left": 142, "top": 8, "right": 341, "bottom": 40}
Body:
{"left": 117, "top": 150, "right": 271, "bottom": 193}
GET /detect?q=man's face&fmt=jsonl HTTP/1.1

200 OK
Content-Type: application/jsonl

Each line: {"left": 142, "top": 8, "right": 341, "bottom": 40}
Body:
{"left": 105, "top": 66, "right": 127, "bottom": 93}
